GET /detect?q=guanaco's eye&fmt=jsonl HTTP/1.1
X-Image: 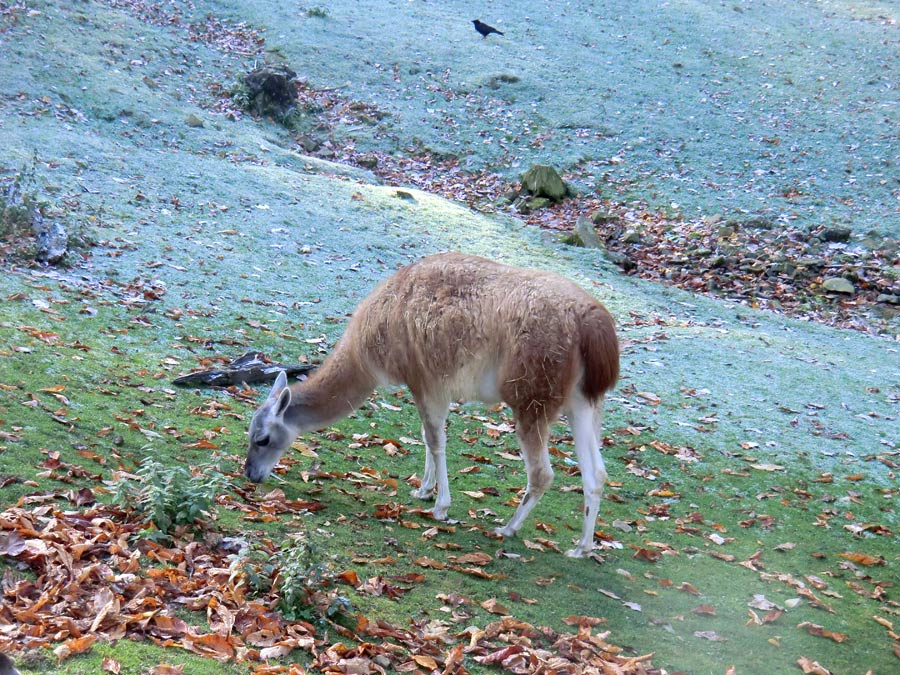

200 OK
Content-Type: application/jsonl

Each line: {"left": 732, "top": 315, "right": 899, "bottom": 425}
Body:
{"left": 256, "top": 435, "right": 270, "bottom": 447}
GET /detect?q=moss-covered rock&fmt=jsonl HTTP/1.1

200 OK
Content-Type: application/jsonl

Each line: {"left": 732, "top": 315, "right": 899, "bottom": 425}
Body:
{"left": 520, "top": 164, "right": 568, "bottom": 201}
{"left": 526, "top": 197, "right": 550, "bottom": 211}
{"left": 822, "top": 276, "right": 854, "bottom": 294}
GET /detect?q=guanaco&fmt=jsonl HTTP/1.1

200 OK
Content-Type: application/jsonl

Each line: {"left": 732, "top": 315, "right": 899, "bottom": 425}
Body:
{"left": 245, "top": 252, "right": 619, "bottom": 557}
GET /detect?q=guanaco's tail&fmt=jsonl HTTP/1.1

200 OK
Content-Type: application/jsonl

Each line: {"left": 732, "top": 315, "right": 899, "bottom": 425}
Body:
{"left": 579, "top": 305, "right": 620, "bottom": 403}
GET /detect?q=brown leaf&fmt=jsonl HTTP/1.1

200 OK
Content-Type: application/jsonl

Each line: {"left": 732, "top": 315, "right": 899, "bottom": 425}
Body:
{"left": 338, "top": 569, "right": 361, "bottom": 586}
{"left": 797, "top": 621, "right": 849, "bottom": 643}
{"left": 838, "top": 551, "right": 885, "bottom": 566}
{"left": 102, "top": 657, "right": 122, "bottom": 674}
{"left": 692, "top": 604, "right": 717, "bottom": 616}
{"left": 562, "top": 615, "right": 606, "bottom": 626}
{"left": 481, "top": 598, "right": 509, "bottom": 615}
{"left": 441, "top": 644, "right": 464, "bottom": 675}
{"left": 181, "top": 632, "right": 235, "bottom": 660}
{"left": 796, "top": 657, "right": 832, "bottom": 675}
{"left": 54, "top": 635, "right": 97, "bottom": 662}
{"left": 455, "top": 566, "right": 507, "bottom": 580}
{"left": 453, "top": 551, "right": 492, "bottom": 566}
{"left": 677, "top": 582, "right": 702, "bottom": 596}
{"left": 149, "top": 666, "right": 187, "bottom": 675}
{"left": 415, "top": 556, "right": 447, "bottom": 569}
{"left": 412, "top": 654, "right": 438, "bottom": 670}
{"left": 632, "top": 547, "right": 661, "bottom": 563}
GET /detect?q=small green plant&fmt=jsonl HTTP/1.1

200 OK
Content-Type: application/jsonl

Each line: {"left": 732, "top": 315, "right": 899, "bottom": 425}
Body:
{"left": 111, "top": 453, "right": 231, "bottom": 539}
{"left": 227, "top": 534, "right": 354, "bottom": 627}
{"left": 306, "top": 7, "right": 329, "bottom": 18}
{"left": 0, "top": 163, "right": 39, "bottom": 240}
{"left": 277, "top": 533, "right": 331, "bottom": 621}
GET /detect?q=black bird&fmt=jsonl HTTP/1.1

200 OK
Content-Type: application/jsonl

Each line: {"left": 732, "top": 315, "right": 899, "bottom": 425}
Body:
{"left": 472, "top": 19, "right": 503, "bottom": 38}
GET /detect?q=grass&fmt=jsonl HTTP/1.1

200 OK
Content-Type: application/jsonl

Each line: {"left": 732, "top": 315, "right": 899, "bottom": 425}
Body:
{"left": 0, "top": 1, "right": 897, "bottom": 675}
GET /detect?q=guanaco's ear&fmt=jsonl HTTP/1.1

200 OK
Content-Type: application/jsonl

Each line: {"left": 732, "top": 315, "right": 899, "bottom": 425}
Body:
{"left": 274, "top": 386, "right": 292, "bottom": 417}
{"left": 267, "top": 370, "right": 289, "bottom": 400}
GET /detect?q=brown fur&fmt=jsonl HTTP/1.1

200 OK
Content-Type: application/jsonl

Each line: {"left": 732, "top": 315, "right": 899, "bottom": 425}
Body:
{"left": 245, "top": 252, "right": 619, "bottom": 556}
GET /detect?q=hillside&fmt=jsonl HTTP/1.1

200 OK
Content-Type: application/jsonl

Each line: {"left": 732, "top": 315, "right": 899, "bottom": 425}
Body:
{"left": 0, "top": 2, "right": 897, "bottom": 675}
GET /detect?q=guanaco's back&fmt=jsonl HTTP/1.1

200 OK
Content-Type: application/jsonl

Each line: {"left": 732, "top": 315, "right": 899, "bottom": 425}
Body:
{"left": 345, "top": 252, "right": 619, "bottom": 414}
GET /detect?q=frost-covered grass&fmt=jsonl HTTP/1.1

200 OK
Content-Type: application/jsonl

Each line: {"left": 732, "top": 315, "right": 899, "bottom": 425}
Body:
{"left": 0, "top": 2, "right": 897, "bottom": 674}
{"left": 216, "top": 0, "right": 899, "bottom": 234}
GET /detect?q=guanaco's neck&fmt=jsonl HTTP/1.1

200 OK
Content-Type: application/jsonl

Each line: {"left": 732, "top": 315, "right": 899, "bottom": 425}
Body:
{"left": 284, "top": 338, "right": 378, "bottom": 432}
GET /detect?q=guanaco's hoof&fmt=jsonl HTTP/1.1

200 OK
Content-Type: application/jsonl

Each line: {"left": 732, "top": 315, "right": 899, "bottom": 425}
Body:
{"left": 410, "top": 487, "right": 432, "bottom": 500}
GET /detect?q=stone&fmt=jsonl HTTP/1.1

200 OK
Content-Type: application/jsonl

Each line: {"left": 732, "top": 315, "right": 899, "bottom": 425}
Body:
{"left": 32, "top": 212, "right": 67, "bottom": 264}
{"left": 877, "top": 294, "right": 900, "bottom": 305}
{"left": 519, "top": 164, "right": 568, "bottom": 201}
{"left": 526, "top": 197, "right": 550, "bottom": 211}
{"left": 185, "top": 114, "right": 204, "bottom": 128}
{"left": 496, "top": 189, "right": 519, "bottom": 205}
{"left": 606, "top": 250, "right": 636, "bottom": 271}
{"left": 820, "top": 226, "right": 852, "bottom": 243}
{"left": 574, "top": 216, "right": 603, "bottom": 249}
{"left": 621, "top": 229, "right": 642, "bottom": 244}
{"left": 822, "top": 277, "right": 855, "bottom": 294}
{"left": 732, "top": 216, "right": 776, "bottom": 230}
{"left": 243, "top": 64, "right": 298, "bottom": 117}
{"left": 590, "top": 208, "right": 618, "bottom": 225}
{"left": 717, "top": 225, "right": 736, "bottom": 238}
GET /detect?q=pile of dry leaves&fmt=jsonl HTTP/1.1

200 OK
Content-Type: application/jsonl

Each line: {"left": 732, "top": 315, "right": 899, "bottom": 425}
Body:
{"left": 0, "top": 497, "right": 662, "bottom": 674}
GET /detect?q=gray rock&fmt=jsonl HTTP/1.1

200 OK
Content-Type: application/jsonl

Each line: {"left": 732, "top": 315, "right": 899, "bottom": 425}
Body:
{"left": 606, "top": 250, "right": 636, "bottom": 271}
{"left": 526, "top": 197, "right": 550, "bottom": 211}
{"left": 185, "top": 114, "right": 204, "bottom": 128}
{"left": 621, "top": 229, "right": 642, "bottom": 244}
{"left": 520, "top": 164, "right": 568, "bottom": 201}
{"left": 876, "top": 294, "right": 900, "bottom": 305}
{"left": 574, "top": 216, "right": 603, "bottom": 249}
{"left": 727, "top": 216, "right": 776, "bottom": 230}
{"left": 356, "top": 154, "right": 379, "bottom": 169}
{"left": 590, "top": 208, "right": 618, "bottom": 225}
{"left": 717, "top": 225, "right": 736, "bottom": 238}
{"left": 822, "top": 277, "right": 855, "bottom": 294}
{"left": 820, "top": 226, "right": 852, "bottom": 243}
{"left": 33, "top": 212, "right": 68, "bottom": 264}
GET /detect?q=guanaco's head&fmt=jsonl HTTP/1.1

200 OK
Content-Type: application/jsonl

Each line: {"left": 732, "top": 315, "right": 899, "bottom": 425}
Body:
{"left": 245, "top": 370, "right": 298, "bottom": 483}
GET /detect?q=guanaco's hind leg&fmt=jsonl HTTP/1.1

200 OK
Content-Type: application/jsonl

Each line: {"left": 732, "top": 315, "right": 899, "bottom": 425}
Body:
{"left": 495, "top": 416, "right": 554, "bottom": 539}
{"left": 410, "top": 397, "right": 452, "bottom": 521}
{"left": 565, "top": 394, "right": 608, "bottom": 557}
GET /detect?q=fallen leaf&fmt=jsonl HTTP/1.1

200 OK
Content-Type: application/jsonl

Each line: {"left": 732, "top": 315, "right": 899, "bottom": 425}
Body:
{"left": 749, "top": 594, "right": 779, "bottom": 611}
{"left": 412, "top": 654, "right": 438, "bottom": 670}
{"left": 54, "top": 635, "right": 97, "bottom": 662}
{"left": 751, "top": 463, "right": 784, "bottom": 472}
{"left": 453, "top": 552, "right": 492, "bottom": 566}
{"left": 481, "top": 598, "right": 509, "bottom": 615}
{"left": 149, "top": 666, "right": 186, "bottom": 675}
{"left": 839, "top": 551, "right": 885, "bottom": 566}
{"left": 798, "top": 621, "right": 849, "bottom": 643}
{"left": 677, "top": 582, "right": 701, "bottom": 596}
{"left": 102, "top": 657, "right": 121, "bottom": 674}
{"left": 337, "top": 569, "right": 360, "bottom": 586}
{"left": 796, "top": 657, "right": 832, "bottom": 675}
{"left": 632, "top": 547, "right": 661, "bottom": 563}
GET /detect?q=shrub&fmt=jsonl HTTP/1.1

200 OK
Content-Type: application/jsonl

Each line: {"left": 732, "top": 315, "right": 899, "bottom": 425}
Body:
{"left": 228, "top": 534, "right": 354, "bottom": 627}
{"left": 111, "top": 454, "right": 230, "bottom": 539}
